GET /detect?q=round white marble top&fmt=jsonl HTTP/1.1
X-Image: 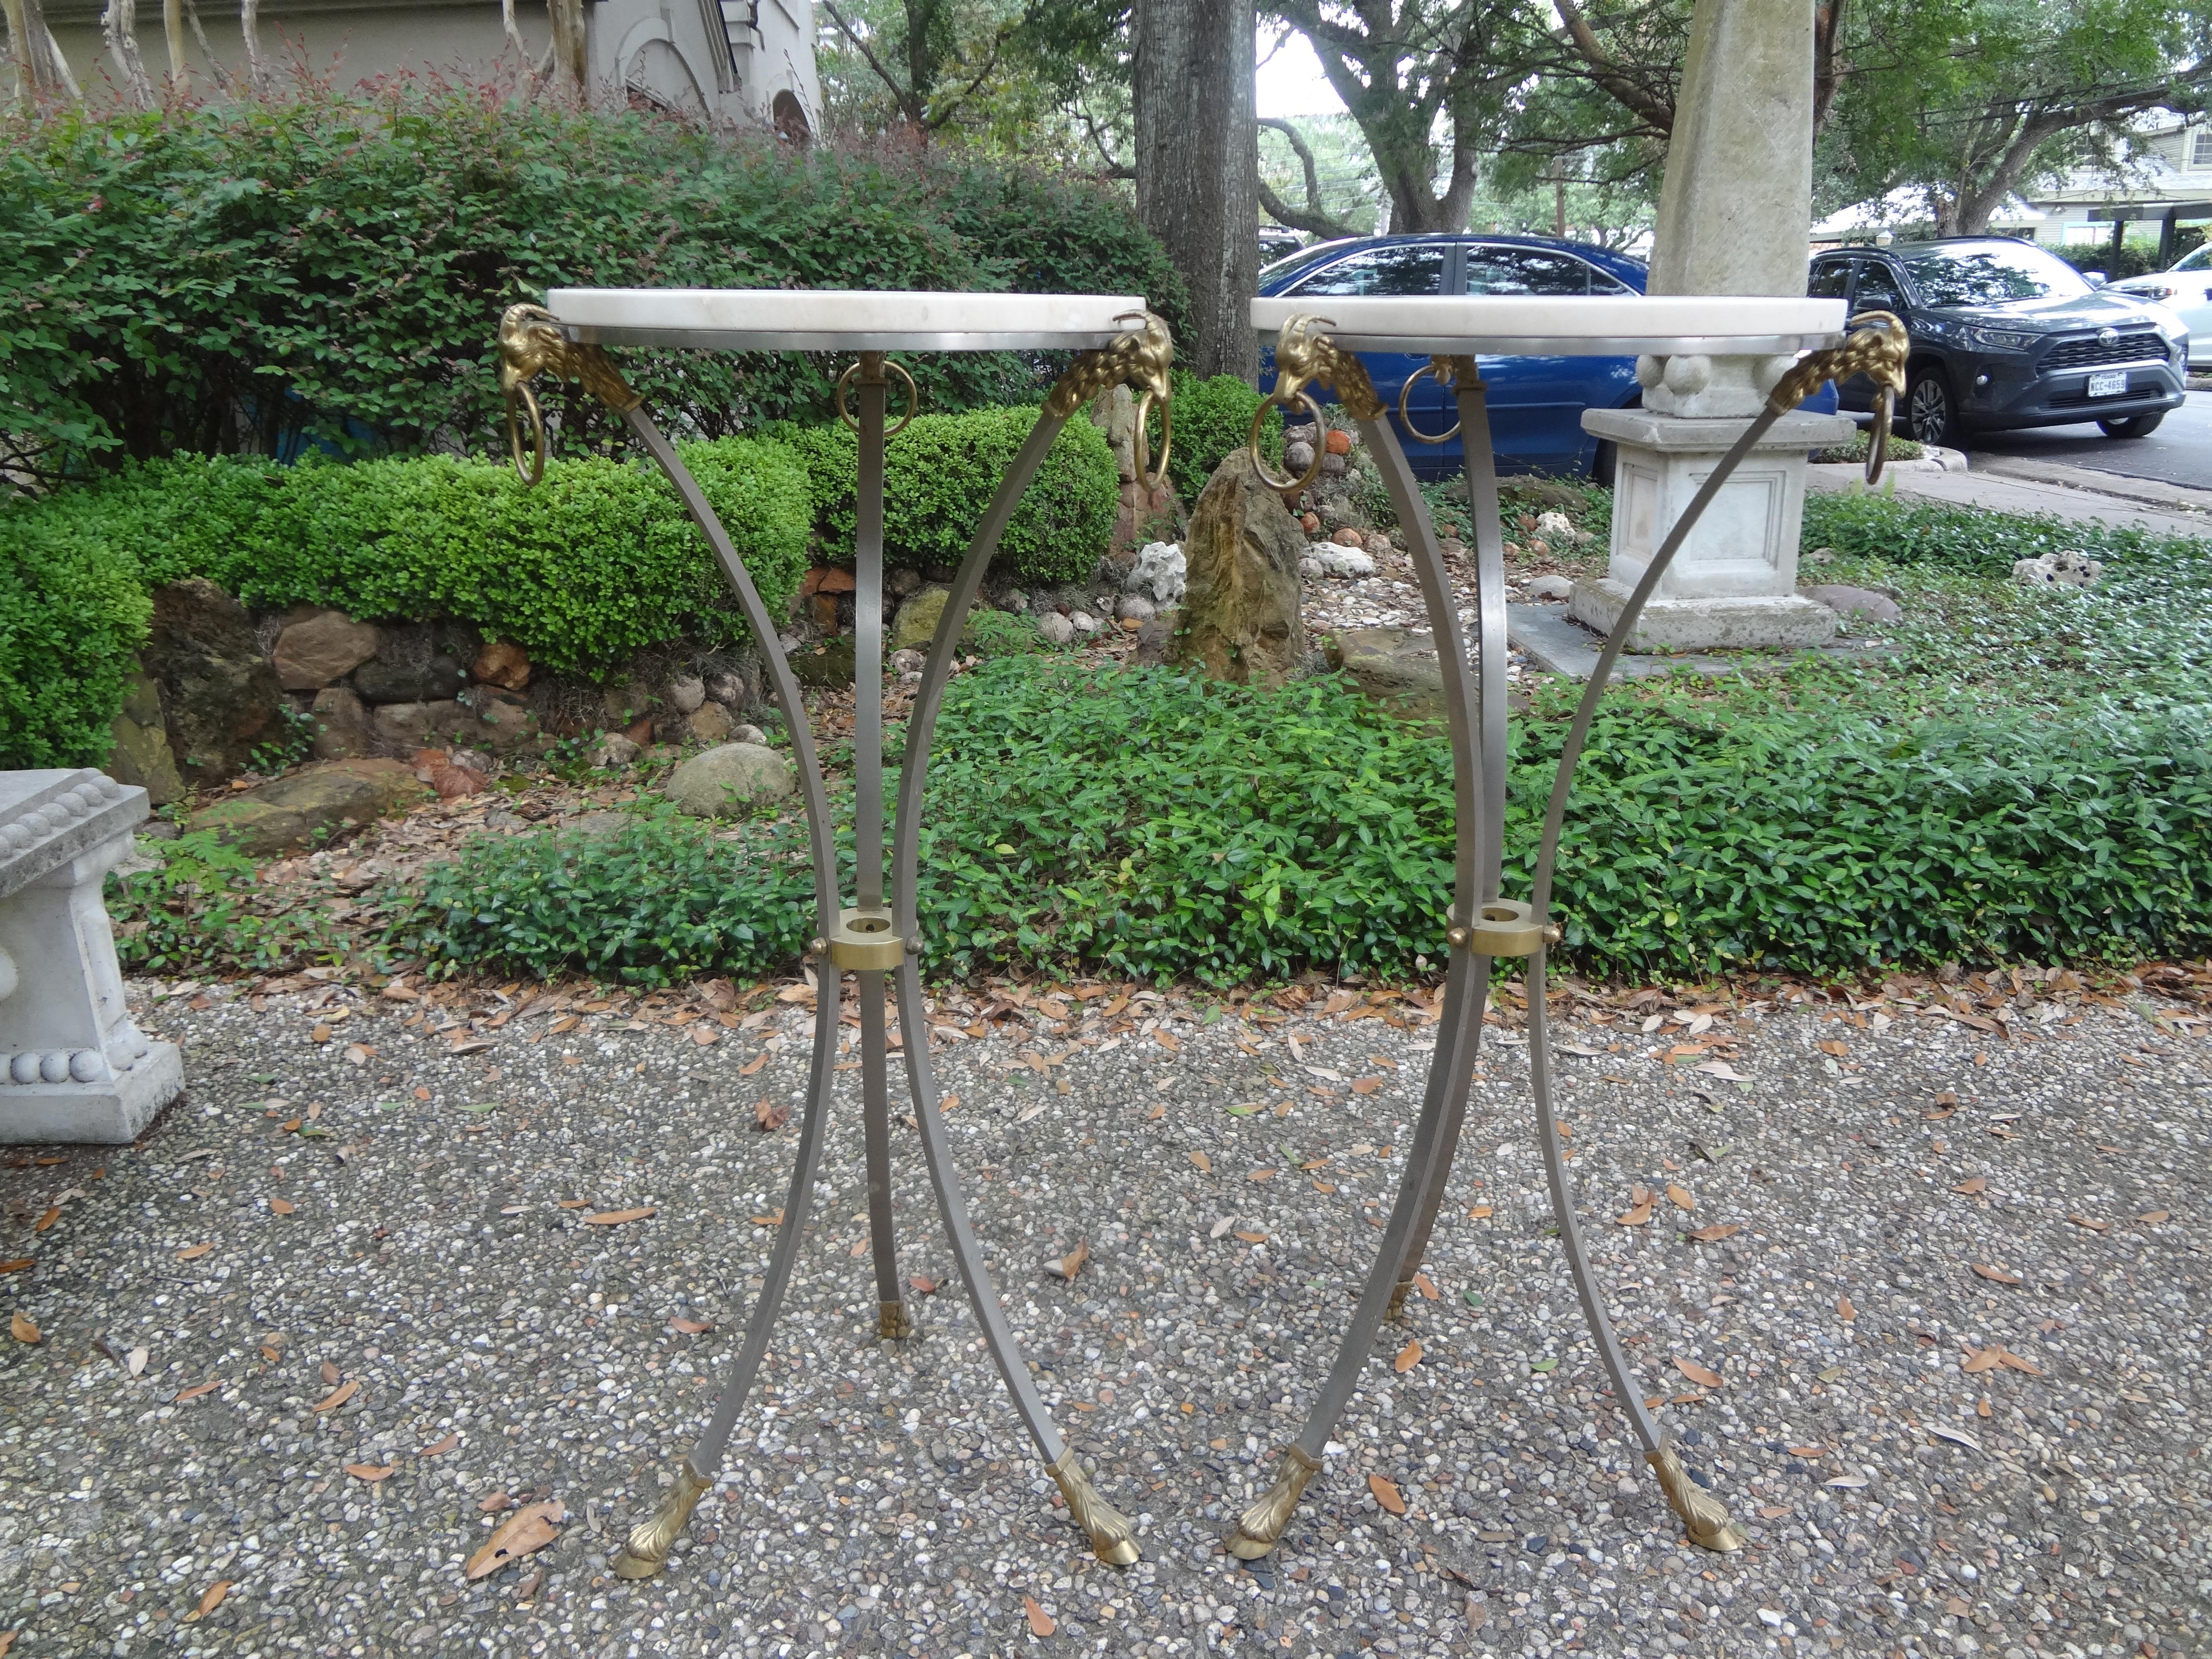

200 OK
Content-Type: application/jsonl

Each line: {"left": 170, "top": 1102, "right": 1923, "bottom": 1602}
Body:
{"left": 1248, "top": 293, "right": 1847, "bottom": 356}
{"left": 543, "top": 288, "right": 1149, "bottom": 352}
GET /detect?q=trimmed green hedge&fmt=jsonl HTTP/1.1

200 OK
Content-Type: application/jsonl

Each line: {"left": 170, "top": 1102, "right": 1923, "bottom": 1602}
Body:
{"left": 773, "top": 407, "right": 1118, "bottom": 584}
{"left": 0, "top": 437, "right": 811, "bottom": 766}
{"left": 402, "top": 655, "right": 2212, "bottom": 986}
{"left": 1166, "top": 372, "right": 1284, "bottom": 502}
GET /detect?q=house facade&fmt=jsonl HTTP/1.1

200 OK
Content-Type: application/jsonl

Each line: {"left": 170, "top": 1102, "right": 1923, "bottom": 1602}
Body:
{"left": 43, "top": 0, "right": 819, "bottom": 132}
{"left": 2018, "top": 114, "right": 2212, "bottom": 260}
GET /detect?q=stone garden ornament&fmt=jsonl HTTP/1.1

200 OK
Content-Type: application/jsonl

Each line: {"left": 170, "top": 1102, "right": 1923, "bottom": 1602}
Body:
{"left": 497, "top": 291, "right": 1173, "bottom": 1576}
{"left": 1227, "top": 295, "right": 1906, "bottom": 1560}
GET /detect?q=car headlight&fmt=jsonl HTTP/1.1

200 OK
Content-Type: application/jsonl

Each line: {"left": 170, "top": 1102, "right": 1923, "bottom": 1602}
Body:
{"left": 2129, "top": 283, "right": 2178, "bottom": 301}
{"left": 1964, "top": 325, "right": 2037, "bottom": 351}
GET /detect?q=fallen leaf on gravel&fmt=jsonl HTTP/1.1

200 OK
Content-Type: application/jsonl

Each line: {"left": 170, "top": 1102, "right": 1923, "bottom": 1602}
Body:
{"left": 1024, "top": 1596, "right": 1056, "bottom": 1637}
{"left": 1969, "top": 1263, "right": 2022, "bottom": 1286}
{"left": 1369, "top": 1475, "right": 1407, "bottom": 1515}
{"left": 479, "top": 1492, "right": 513, "bottom": 1512}
{"left": 1153, "top": 1031, "right": 1180, "bottom": 1053}
{"left": 344, "top": 1045, "right": 372, "bottom": 1066}
{"left": 687, "top": 1025, "right": 718, "bottom": 1047}
{"left": 173, "top": 1381, "right": 221, "bottom": 1402}
{"left": 126, "top": 1346, "right": 148, "bottom": 1375}
{"left": 1050, "top": 1240, "right": 1089, "bottom": 1280}
{"left": 548, "top": 1015, "right": 579, "bottom": 1034}
{"left": 1234, "top": 1230, "right": 1268, "bottom": 1244}
{"left": 940, "top": 1093, "right": 960, "bottom": 1114}
{"left": 1014, "top": 1101, "right": 1047, "bottom": 1123}
{"left": 1189, "top": 1151, "right": 1212, "bottom": 1174}
{"left": 312, "top": 1379, "right": 359, "bottom": 1412}
{"left": 1927, "top": 1426, "right": 1981, "bottom": 1452}
{"left": 737, "top": 1053, "right": 769, "bottom": 1077}
{"left": 1825, "top": 1473, "right": 1869, "bottom": 1489}
{"left": 1837, "top": 1296, "right": 1855, "bottom": 1322}
{"left": 1208, "top": 1217, "right": 1234, "bottom": 1239}
{"left": 1531, "top": 1358, "right": 1558, "bottom": 1373}
{"left": 421, "top": 1433, "right": 459, "bottom": 1456}
{"left": 1666, "top": 1184, "right": 1695, "bottom": 1211}
{"left": 176, "top": 1243, "right": 214, "bottom": 1260}
{"left": 33, "top": 1207, "right": 59, "bottom": 1232}
{"left": 1962, "top": 1344, "right": 2042, "bottom": 1375}
{"left": 1673, "top": 1357, "right": 1723, "bottom": 1390}
{"left": 753, "top": 1099, "right": 790, "bottom": 1131}
{"left": 345, "top": 1463, "right": 394, "bottom": 1482}
{"left": 0, "top": 1259, "right": 31, "bottom": 1274}
{"left": 1616, "top": 1187, "right": 1654, "bottom": 1226}
{"left": 908, "top": 1274, "right": 938, "bottom": 1295}
{"left": 750, "top": 1211, "right": 783, "bottom": 1226}
{"left": 1683, "top": 1224, "right": 1741, "bottom": 1242}
{"left": 311, "top": 1024, "right": 332, "bottom": 1043}
{"left": 1395, "top": 1339, "right": 1423, "bottom": 1373}
{"left": 1247, "top": 1168, "right": 1276, "bottom": 1181}
{"left": 2137, "top": 1210, "right": 2170, "bottom": 1226}
{"left": 557, "top": 1199, "right": 590, "bottom": 1210}
{"left": 1951, "top": 1177, "right": 1987, "bottom": 1195}
{"left": 1467, "top": 1203, "right": 1491, "bottom": 1219}
{"left": 2066, "top": 1214, "right": 2109, "bottom": 1231}
{"left": 1692, "top": 1061, "right": 1752, "bottom": 1082}
{"left": 1350, "top": 1077, "right": 1382, "bottom": 1094}
{"left": 586, "top": 1208, "right": 655, "bottom": 1226}
{"left": 1786, "top": 1444, "right": 1826, "bottom": 1457}
{"left": 182, "top": 1580, "right": 232, "bottom": 1623}
{"left": 1816, "top": 1039, "right": 1847, "bottom": 1057}
{"left": 11, "top": 1311, "right": 40, "bottom": 1345}
{"left": 1414, "top": 1272, "right": 1438, "bottom": 1300}
{"left": 466, "top": 1500, "right": 565, "bottom": 1580}
{"left": 670, "top": 1317, "right": 712, "bottom": 1334}
{"left": 270, "top": 1198, "right": 295, "bottom": 1215}
{"left": 1758, "top": 1505, "right": 1791, "bottom": 1520}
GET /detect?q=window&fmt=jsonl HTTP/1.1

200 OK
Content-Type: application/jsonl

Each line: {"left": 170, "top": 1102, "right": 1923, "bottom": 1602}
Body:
{"left": 1287, "top": 244, "right": 1447, "bottom": 298}
{"left": 1463, "top": 246, "right": 1602, "bottom": 296}
{"left": 1898, "top": 240, "right": 2089, "bottom": 305}
{"left": 1808, "top": 259, "right": 1852, "bottom": 299}
{"left": 2189, "top": 128, "right": 2212, "bottom": 170}
{"left": 1853, "top": 261, "right": 1904, "bottom": 311}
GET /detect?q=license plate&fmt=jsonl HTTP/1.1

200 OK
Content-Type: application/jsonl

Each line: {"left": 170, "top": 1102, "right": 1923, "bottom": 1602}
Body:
{"left": 2087, "top": 370, "right": 2128, "bottom": 397}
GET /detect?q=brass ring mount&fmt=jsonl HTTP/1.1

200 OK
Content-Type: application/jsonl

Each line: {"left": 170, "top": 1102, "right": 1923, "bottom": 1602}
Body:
{"left": 1248, "top": 389, "right": 1328, "bottom": 495}
{"left": 505, "top": 381, "right": 547, "bottom": 486}
{"left": 828, "top": 906, "right": 904, "bottom": 972}
{"left": 1396, "top": 361, "right": 1463, "bottom": 445}
{"left": 1444, "top": 900, "right": 1545, "bottom": 959}
{"left": 1133, "top": 389, "right": 1173, "bottom": 496}
{"left": 836, "top": 355, "right": 920, "bottom": 437}
{"left": 496, "top": 301, "right": 643, "bottom": 487}
{"left": 1865, "top": 384, "right": 1895, "bottom": 488}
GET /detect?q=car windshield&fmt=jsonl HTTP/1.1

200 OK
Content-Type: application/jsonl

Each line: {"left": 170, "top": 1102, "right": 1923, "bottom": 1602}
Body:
{"left": 2171, "top": 244, "right": 2212, "bottom": 273}
{"left": 1261, "top": 240, "right": 1354, "bottom": 284}
{"left": 1899, "top": 243, "right": 2090, "bottom": 306}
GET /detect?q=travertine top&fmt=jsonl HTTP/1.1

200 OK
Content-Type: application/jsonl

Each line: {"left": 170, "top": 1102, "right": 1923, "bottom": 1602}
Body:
{"left": 1249, "top": 294, "right": 1847, "bottom": 357}
{"left": 544, "top": 289, "right": 1149, "bottom": 353}
{"left": 0, "top": 770, "right": 147, "bottom": 900}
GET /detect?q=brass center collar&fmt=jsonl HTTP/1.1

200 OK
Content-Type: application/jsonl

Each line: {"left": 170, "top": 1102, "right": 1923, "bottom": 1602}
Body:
{"left": 828, "top": 906, "right": 904, "bottom": 972}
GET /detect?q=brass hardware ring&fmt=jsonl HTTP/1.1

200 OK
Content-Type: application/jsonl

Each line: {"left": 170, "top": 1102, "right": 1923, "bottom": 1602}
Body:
{"left": 1248, "top": 388, "right": 1328, "bottom": 494}
{"left": 835, "top": 357, "right": 920, "bottom": 437}
{"left": 505, "top": 381, "right": 547, "bottom": 485}
{"left": 1395, "top": 361, "right": 1462, "bottom": 445}
{"left": 1133, "top": 389, "right": 1174, "bottom": 496}
{"left": 1865, "top": 384, "right": 1894, "bottom": 488}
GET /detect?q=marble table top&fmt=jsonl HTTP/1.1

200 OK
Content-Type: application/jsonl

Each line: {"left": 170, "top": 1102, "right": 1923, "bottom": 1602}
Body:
{"left": 1249, "top": 293, "right": 1849, "bottom": 357}
{"left": 543, "top": 289, "right": 1149, "bottom": 353}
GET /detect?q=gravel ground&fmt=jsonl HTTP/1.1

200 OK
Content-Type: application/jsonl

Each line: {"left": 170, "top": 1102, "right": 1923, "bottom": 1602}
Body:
{"left": 2, "top": 971, "right": 2206, "bottom": 1659}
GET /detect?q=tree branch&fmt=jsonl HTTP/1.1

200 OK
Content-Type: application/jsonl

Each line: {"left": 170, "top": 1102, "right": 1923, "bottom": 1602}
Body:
{"left": 1551, "top": 0, "right": 1673, "bottom": 137}
{"left": 820, "top": 0, "right": 923, "bottom": 128}
{"left": 1074, "top": 101, "right": 1134, "bottom": 180}
{"left": 1812, "top": 0, "right": 1845, "bottom": 135}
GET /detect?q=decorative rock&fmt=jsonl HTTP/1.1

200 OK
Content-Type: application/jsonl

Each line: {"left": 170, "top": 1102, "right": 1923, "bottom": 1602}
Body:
{"left": 1800, "top": 583, "right": 1902, "bottom": 622}
{"left": 592, "top": 733, "right": 642, "bottom": 768}
{"left": 1300, "top": 512, "right": 1322, "bottom": 535}
{"left": 1524, "top": 573, "right": 1576, "bottom": 601}
{"left": 1003, "top": 589, "right": 1030, "bottom": 613}
{"left": 706, "top": 672, "right": 747, "bottom": 707}
{"left": 1117, "top": 594, "right": 1156, "bottom": 624}
{"left": 352, "top": 628, "right": 470, "bottom": 705}
{"left": 186, "top": 758, "right": 428, "bottom": 857}
{"left": 888, "top": 566, "right": 923, "bottom": 598}
{"left": 1323, "top": 428, "right": 1353, "bottom": 457}
{"left": 370, "top": 700, "right": 478, "bottom": 752}
{"left": 1320, "top": 450, "right": 1347, "bottom": 476}
{"left": 309, "top": 686, "right": 374, "bottom": 760}
{"left": 141, "top": 579, "right": 284, "bottom": 786}
{"left": 601, "top": 681, "right": 655, "bottom": 726}
{"left": 1325, "top": 628, "right": 1447, "bottom": 725}
{"left": 105, "top": 671, "right": 183, "bottom": 806}
{"left": 472, "top": 639, "right": 532, "bottom": 690}
{"left": 272, "top": 608, "right": 381, "bottom": 691}
{"left": 809, "top": 566, "right": 858, "bottom": 595}
{"left": 663, "top": 743, "right": 796, "bottom": 817}
{"left": 1364, "top": 533, "right": 1393, "bottom": 560}
{"left": 1036, "top": 612, "right": 1076, "bottom": 646}
{"left": 668, "top": 675, "right": 707, "bottom": 714}
{"left": 1283, "top": 440, "right": 1316, "bottom": 475}
{"left": 0, "top": 769, "right": 180, "bottom": 1142}
{"left": 1132, "top": 611, "right": 1178, "bottom": 665}
{"left": 685, "top": 702, "right": 734, "bottom": 744}
{"left": 889, "top": 588, "right": 951, "bottom": 654}
{"left": 1124, "top": 541, "right": 1188, "bottom": 607}
{"left": 1439, "top": 538, "right": 1469, "bottom": 563}
{"left": 2012, "top": 550, "right": 2103, "bottom": 589}
{"left": 1167, "top": 454, "right": 1305, "bottom": 689}
{"left": 791, "top": 637, "right": 856, "bottom": 688}
{"left": 1331, "top": 527, "right": 1364, "bottom": 548}
{"left": 459, "top": 686, "right": 544, "bottom": 755}
{"left": 1300, "top": 543, "right": 1377, "bottom": 580}
{"left": 1070, "top": 612, "right": 1101, "bottom": 636}
{"left": 1533, "top": 510, "right": 1589, "bottom": 545}
{"left": 730, "top": 724, "right": 768, "bottom": 745}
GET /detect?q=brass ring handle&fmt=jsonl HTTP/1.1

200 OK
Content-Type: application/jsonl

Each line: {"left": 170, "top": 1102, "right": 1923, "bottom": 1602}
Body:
{"left": 836, "top": 357, "right": 920, "bottom": 437}
{"left": 1396, "top": 361, "right": 1462, "bottom": 445}
{"left": 1865, "top": 384, "right": 1894, "bottom": 488}
{"left": 505, "top": 380, "right": 547, "bottom": 485}
{"left": 1133, "top": 390, "right": 1173, "bottom": 496}
{"left": 1247, "top": 389, "right": 1328, "bottom": 495}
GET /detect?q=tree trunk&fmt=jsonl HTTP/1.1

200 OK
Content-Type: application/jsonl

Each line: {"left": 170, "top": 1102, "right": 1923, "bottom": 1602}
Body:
{"left": 547, "top": 0, "right": 586, "bottom": 95}
{"left": 1134, "top": 0, "right": 1257, "bottom": 383}
{"left": 100, "top": 0, "right": 153, "bottom": 106}
{"left": 239, "top": 0, "right": 265, "bottom": 95}
{"left": 160, "top": 0, "right": 184, "bottom": 89}
{"left": 6, "top": 0, "right": 69, "bottom": 99}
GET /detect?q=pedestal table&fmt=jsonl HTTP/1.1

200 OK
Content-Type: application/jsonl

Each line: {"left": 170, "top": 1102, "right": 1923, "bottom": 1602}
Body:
{"left": 1225, "top": 295, "right": 1904, "bottom": 1558}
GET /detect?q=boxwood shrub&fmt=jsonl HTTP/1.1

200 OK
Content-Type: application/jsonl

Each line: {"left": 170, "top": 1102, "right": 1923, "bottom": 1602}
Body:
{"left": 773, "top": 407, "right": 1118, "bottom": 584}
{"left": 0, "top": 504, "right": 153, "bottom": 768}
{"left": 1165, "top": 371, "right": 1284, "bottom": 503}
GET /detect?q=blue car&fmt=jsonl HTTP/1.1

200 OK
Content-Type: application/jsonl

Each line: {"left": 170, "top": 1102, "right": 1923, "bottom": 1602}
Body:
{"left": 1256, "top": 232, "right": 1838, "bottom": 481}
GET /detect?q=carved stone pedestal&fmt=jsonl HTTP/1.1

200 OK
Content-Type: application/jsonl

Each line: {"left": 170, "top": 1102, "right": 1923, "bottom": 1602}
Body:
{"left": 0, "top": 770, "right": 183, "bottom": 1143}
{"left": 1571, "top": 395, "right": 1854, "bottom": 652}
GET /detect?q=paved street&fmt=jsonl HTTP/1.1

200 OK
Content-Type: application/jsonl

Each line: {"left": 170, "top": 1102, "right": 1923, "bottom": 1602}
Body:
{"left": 1966, "top": 390, "right": 2212, "bottom": 492}
{"left": 1, "top": 968, "right": 2206, "bottom": 1658}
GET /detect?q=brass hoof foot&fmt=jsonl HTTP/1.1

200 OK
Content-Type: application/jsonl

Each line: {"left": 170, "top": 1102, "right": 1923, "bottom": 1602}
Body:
{"left": 878, "top": 1299, "right": 914, "bottom": 1340}
{"left": 1384, "top": 1279, "right": 1415, "bottom": 1324}
{"left": 1046, "top": 1449, "right": 1140, "bottom": 1567}
{"left": 1225, "top": 1445, "right": 1320, "bottom": 1560}
{"left": 611, "top": 1457, "right": 712, "bottom": 1580}
{"left": 1648, "top": 1444, "right": 1744, "bottom": 1553}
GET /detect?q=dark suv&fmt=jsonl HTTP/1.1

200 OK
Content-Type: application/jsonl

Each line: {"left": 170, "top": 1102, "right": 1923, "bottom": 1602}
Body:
{"left": 1807, "top": 238, "right": 2188, "bottom": 445}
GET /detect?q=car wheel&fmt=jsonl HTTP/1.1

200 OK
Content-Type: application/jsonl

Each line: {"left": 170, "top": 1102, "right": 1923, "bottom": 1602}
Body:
{"left": 1905, "top": 368, "right": 1957, "bottom": 447}
{"left": 2097, "top": 412, "right": 2165, "bottom": 439}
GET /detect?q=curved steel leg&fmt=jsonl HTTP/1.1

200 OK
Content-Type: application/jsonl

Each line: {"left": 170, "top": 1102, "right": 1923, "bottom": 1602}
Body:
{"left": 609, "top": 407, "right": 846, "bottom": 1578}
{"left": 859, "top": 970, "right": 910, "bottom": 1337}
{"left": 1227, "top": 411, "right": 1489, "bottom": 1559}
{"left": 1385, "top": 371, "right": 1509, "bottom": 1321}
